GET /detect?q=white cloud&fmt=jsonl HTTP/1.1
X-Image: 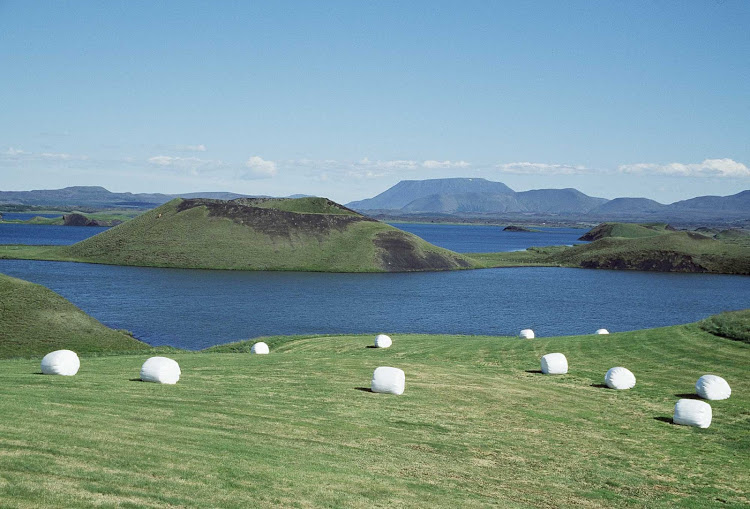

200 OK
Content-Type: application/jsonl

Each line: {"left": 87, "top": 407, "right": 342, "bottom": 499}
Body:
{"left": 618, "top": 158, "right": 750, "bottom": 178}
{"left": 40, "top": 152, "right": 88, "bottom": 161}
{"left": 496, "top": 162, "right": 590, "bottom": 175}
{"left": 175, "top": 144, "right": 207, "bottom": 152}
{"left": 422, "top": 160, "right": 471, "bottom": 169}
{"left": 4, "top": 147, "right": 26, "bottom": 155}
{"left": 243, "top": 156, "right": 277, "bottom": 179}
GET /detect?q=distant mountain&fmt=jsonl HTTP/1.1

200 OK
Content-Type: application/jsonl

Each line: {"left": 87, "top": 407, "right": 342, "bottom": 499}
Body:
{"left": 348, "top": 179, "right": 606, "bottom": 215}
{"left": 348, "top": 178, "right": 514, "bottom": 210}
{"left": 0, "top": 186, "right": 252, "bottom": 209}
{"left": 347, "top": 178, "right": 749, "bottom": 225}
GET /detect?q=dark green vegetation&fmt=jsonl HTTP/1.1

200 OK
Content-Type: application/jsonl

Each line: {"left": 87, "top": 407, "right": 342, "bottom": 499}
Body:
{"left": 699, "top": 309, "right": 750, "bottom": 344}
{"left": 472, "top": 223, "right": 750, "bottom": 274}
{"left": 0, "top": 273, "right": 149, "bottom": 358}
{"left": 503, "top": 225, "right": 541, "bottom": 232}
{"left": 0, "top": 309, "right": 747, "bottom": 507}
{"left": 46, "top": 198, "right": 475, "bottom": 272}
{"left": 2, "top": 211, "right": 135, "bottom": 226}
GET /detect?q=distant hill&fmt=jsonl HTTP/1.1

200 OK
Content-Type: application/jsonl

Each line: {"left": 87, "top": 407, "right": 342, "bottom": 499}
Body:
{"left": 57, "top": 197, "right": 476, "bottom": 272}
{"left": 0, "top": 186, "right": 253, "bottom": 210}
{"left": 347, "top": 178, "right": 748, "bottom": 225}
{"left": 347, "top": 178, "right": 514, "bottom": 210}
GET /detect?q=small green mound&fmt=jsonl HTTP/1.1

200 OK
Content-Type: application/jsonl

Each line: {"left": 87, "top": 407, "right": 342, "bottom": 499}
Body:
{"left": 578, "top": 222, "right": 674, "bottom": 241}
{"left": 699, "top": 309, "right": 750, "bottom": 344}
{"left": 0, "top": 273, "right": 150, "bottom": 358}
{"left": 56, "top": 198, "right": 476, "bottom": 272}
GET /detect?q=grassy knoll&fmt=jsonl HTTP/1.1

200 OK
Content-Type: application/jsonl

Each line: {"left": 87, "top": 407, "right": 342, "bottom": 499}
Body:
{"left": 0, "top": 273, "right": 150, "bottom": 358}
{"left": 0, "top": 314, "right": 748, "bottom": 507}
{"left": 470, "top": 229, "right": 750, "bottom": 274}
{"left": 44, "top": 198, "right": 476, "bottom": 272}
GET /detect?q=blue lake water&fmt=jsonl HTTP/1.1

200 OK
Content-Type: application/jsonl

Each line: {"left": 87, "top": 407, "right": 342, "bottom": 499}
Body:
{"left": 0, "top": 223, "right": 747, "bottom": 349}
{"left": 390, "top": 223, "right": 588, "bottom": 252}
{"left": 1, "top": 213, "right": 62, "bottom": 221}
{"left": 0, "top": 223, "right": 110, "bottom": 245}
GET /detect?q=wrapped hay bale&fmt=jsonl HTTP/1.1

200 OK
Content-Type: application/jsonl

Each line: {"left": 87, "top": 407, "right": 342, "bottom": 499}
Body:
{"left": 595, "top": 329, "right": 610, "bottom": 335}
{"left": 695, "top": 375, "right": 731, "bottom": 400}
{"left": 673, "top": 399, "right": 712, "bottom": 428}
{"left": 374, "top": 334, "right": 392, "bottom": 348}
{"left": 371, "top": 366, "right": 405, "bottom": 395}
{"left": 140, "top": 356, "right": 181, "bottom": 384}
{"left": 251, "top": 342, "right": 270, "bottom": 354}
{"left": 519, "top": 329, "right": 535, "bottom": 339}
{"left": 540, "top": 353, "right": 568, "bottom": 375}
{"left": 40, "top": 349, "right": 80, "bottom": 376}
{"left": 605, "top": 367, "right": 636, "bottom": 390}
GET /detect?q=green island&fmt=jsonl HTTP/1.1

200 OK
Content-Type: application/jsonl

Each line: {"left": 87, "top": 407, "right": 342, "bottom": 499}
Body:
{"left": 1, "top": 198, "right": 748, "bottom": 274}
{"left": 0, "top": 273, "right": 747, "bottom": 507}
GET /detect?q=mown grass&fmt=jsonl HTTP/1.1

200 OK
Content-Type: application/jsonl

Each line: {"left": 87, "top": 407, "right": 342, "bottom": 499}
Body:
{"left": 0, "top": 273, "right": 150, "bottom": 358}
{"left": 0, "top": 319, "right": 748, "bottom": 508}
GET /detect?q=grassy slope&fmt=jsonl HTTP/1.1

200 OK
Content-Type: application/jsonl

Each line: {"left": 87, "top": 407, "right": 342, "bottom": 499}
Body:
{"left": 46, "top": 199, "right": 475, "bottom": 272}
{"left": 0, "top": 273, "right": 150, "bottom": 358}
{"left": 0, "top": 314, "right": 747, "bottom": 507}
{"left": 471, "top": 230, "right": 750, "bottom": 274}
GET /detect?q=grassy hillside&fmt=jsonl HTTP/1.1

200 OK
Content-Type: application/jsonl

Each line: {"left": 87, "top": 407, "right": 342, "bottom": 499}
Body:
{"left": 472, "top": 225, "right": 750, "bottom": 274}
{"left": 49, "top": 198, "right": 475, "bottom": 272}
{"left": 578, "top": 222, "right": 674, "bottom": 241}
{"left": 0, "top": 273, "right": 150, "bottom": 358}
{"left": 0, "top": 312, "right": 747, "bottom": 507}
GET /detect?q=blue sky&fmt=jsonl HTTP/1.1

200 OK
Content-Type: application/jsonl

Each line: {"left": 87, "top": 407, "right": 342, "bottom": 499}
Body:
{"left": 1, "top": 0, "right": 748, "bottom": 203}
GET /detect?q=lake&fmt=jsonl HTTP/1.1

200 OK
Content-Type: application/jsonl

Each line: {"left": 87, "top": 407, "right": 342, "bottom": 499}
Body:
{"left": 0, "top": 223, "right": 747, "bottom": 349}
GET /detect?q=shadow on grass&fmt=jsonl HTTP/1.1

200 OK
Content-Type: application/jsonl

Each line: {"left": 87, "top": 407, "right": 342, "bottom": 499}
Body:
{"left": 33, "top": 372, "right": 44, "bottom": 375}
{"left": 354, "top": 387, "right": 373, "bottom": 392}
{"left": 590, "top": 383, "right": 609, "bottom": 389}
{"left": 129, "top": 378, "right": 143, "bottom": 382}
{"left": 365, "top": 346, "right": 378, "bottom": 349}
{"left": 653, "top": 416, "right": 675, "bottom": 425}
{"left": 675, "top": 393, "right": 701, "bottom": 399}
{"left": 525, "top": 370, "right": 543, "bottom": 374}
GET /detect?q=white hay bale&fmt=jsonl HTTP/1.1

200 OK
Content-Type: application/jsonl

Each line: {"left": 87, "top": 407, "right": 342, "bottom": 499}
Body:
{"left": 374, "top": 334, "right": 392, "bottom": 348}
{"left": 695, "top": 375, "right": 731, "bottom": 400}
{"left": 540, "top": 353, "right": 568, "bottom": 375}
{"left": 140, "top": 356, "right": 181, "bottom": 384}
{"left": 40, "top": 349, "right": 80, "bottom": 376}
{"left": 673, "top": 399, "right": 712, "bottom": 428}
{"left": 371, "top": 366, "right": 405, "bottom": 395}
{"left": 519, "top": 329, "right": 535, "bottom": 339}
{"left": 605, "top": 367, "right": 636, "bottom": 390}
{"left": 251, "top": 342, "right": 269, "bottom": 354}
{"left": 595, "top": 328, "right": 610, "bottom": 335}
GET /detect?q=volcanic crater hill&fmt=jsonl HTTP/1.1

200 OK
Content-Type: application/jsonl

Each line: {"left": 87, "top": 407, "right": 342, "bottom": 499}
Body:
{"left": 59, "top": 197, "right": 476, "bottom": 272}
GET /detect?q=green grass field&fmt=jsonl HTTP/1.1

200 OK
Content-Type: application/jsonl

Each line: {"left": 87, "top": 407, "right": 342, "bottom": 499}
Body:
{"left": 0, "top": 315, "right": 748, "bottom": 507}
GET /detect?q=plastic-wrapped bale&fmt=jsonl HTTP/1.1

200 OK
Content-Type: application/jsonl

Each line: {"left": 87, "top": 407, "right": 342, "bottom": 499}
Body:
{"left": 605, "top": 367, "right": 636, "bottom": 390}
{"left": 374, "top": 334, "right": 392, "bottom": 348}
{"left": 371, "top": 366, "right": 405, "bottom": 395}
{"left": 540, "top": 353, "right": 568, "bottom": 375}
{"left": 519, "top": 329, "right": 535, "bottom": 339}
{"left": 595, "top": 329, "right": 610, "bottom": 335}
{"left": 251, "top": 342, "right": 269, "bottom": 354}
{"left": 40, "top": 349, "right": 80, "bottom": 376}
{"left": 673, "top": 399, "right": 712, "bottom": 428}
{"left": 140, "top": 357, "right": 181, "bottom": 384}
{"left": 695, "top": 375, "right": 731, "bottom": 400}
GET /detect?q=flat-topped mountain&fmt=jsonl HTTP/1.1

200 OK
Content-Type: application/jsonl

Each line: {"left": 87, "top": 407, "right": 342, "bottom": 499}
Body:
{"left": 58, "top": 197, "right": 476, "bottom": 272}
{"left": 347, "top": 178, "right": 749, "bottom": 224}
